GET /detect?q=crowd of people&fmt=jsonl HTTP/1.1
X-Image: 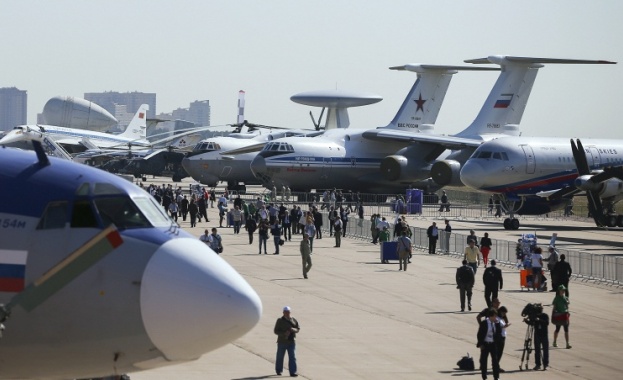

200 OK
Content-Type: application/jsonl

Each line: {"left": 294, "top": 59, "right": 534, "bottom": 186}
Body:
{"left": 142, "top": 182, "right": 582, "bottom": 378}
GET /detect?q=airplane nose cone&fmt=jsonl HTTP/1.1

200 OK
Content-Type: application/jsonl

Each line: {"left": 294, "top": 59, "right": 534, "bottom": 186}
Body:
{"left": 250, "top": 155, "right": 266, "bottom": 177}
{"left": 460, "top": 160, "right": 485, "bottom": 190}
{"left": 140, "top": 238, "right": 262, "bottom": 362}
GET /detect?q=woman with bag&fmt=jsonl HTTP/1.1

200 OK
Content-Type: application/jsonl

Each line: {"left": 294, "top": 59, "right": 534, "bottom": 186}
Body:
{"left": 552, "top": 284, "right": 571, "bottom": 349}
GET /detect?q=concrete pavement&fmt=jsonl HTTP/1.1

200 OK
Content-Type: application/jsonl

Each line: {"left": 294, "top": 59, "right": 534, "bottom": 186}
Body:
{"left": 129, "top": 193, "right": 623, "bottom": 380}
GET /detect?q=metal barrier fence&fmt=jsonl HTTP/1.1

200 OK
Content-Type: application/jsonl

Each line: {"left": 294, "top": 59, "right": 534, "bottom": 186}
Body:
{"left": 335, "top": 216, "right": 622, "bottom": 285}
{"left": 193, "top": 187, "right": 621, "bottom": 285}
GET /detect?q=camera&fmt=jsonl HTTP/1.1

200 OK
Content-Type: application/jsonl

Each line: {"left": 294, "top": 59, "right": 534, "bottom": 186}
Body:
{"left": 521, "top": 302, "right": 543, "bottom": 325}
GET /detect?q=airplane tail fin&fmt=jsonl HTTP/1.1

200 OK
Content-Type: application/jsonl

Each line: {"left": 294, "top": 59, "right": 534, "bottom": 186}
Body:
{"left": 456, "top": 56, "right": 616, "bottom": 139}
{"left": 237, "top": 90, "right": 245, "bottom": 124}
{"left": 384, "top": 64, "right": 499, "bottom": 132}
{"left": 118, "top": 104, "right": 149, "bottom": 140}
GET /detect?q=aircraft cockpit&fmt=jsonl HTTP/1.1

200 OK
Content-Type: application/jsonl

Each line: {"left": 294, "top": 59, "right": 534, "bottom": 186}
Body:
{"left": 37, "top": 182, "right": 172, "bottom": 230}
{"left": 258, "top": 142, "right": 295, "bottom": 158}
{"left": 470, "top": 150, "right": 509, "bottom": 161}
{"left": 191, "top": 141, "right": 221, "bottom": 153}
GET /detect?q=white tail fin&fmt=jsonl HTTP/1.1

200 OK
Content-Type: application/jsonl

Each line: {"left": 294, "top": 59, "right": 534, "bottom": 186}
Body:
{"left": 237, "top": 90, "right": 246, "bottom": 124}
{"left": 456, "top": 55, "right": 616, "bottom": 139}
{"left": 118, "top": 104, "right": 149, "bottom": 140}
{"left": 384, "top": 64, "right": 499, "bottom": 132}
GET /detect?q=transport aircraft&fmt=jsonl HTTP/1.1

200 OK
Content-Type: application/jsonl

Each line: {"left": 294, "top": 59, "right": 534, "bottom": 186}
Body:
{"left": 249, "top": 56, "right": 614, "bottom": 193}
{"left": 0, "top": 142, "right": 262, "bottom": 379}
{"left": 460, "top": 136, "right": 623, "bottom": 229}
{"left": 0, "top": 104, "right": 152, "bottom": 154}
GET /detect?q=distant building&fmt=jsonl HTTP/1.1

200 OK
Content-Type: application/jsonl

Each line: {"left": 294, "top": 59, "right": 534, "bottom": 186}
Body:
{"left": 84, "top": 91, "right": 157, "bottom": 127}
{"left": 0, "top": 87, "right": 27, "bottom": 131}
{"left": 160, "top": 100, "right": 210, "bottom": 127}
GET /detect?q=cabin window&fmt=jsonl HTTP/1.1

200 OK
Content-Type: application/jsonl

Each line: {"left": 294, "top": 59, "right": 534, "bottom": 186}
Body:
{"left": 37, "top": 201, "right": 68, "bottom": 230}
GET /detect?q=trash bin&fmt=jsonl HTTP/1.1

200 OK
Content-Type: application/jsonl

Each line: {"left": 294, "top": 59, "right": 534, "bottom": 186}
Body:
{"left": 381, "top": 241, "right": 399, "bottom": 263}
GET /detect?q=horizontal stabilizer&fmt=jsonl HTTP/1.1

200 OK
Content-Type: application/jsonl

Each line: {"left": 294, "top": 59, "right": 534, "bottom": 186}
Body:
{"left": 389, "top": 64, "right": 500, "bottom": 72}
{"left": 465, "top": 55, "right": 616, "bottom": 65}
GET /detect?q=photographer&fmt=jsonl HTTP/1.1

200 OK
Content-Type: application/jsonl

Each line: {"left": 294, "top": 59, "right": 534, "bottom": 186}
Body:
{"left": 530, "top": 304, "right": 550, "bottom": 370}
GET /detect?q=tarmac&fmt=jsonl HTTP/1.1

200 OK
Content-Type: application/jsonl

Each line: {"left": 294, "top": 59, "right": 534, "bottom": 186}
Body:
{"left": 129, "top": 182, "right": 623, "bottom": 380}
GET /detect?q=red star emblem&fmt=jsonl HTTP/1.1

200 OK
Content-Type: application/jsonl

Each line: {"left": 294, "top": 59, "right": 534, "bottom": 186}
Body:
{"left": 414, "top": 93, "right": 426, "bottom": 113}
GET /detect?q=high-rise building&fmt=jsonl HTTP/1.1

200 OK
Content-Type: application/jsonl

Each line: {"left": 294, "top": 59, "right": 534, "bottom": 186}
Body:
{"left": 83, "top": 91, "right": 156, "bottom": 124}
{"left": 159, "top": 100, "right": 211, "bottom": 127}
{"left": 0, "top": 87, "right": 27, "bottom": 131}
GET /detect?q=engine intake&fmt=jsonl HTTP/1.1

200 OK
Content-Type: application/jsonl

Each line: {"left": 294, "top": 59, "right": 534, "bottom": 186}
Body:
{"left": 431, "top": 160, "right": 463, "bottom": 187}
{"left": 380, "top": 155, "right": 408, "bottom": 181}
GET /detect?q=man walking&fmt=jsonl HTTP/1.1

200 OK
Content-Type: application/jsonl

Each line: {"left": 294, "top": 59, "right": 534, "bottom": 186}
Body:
{"left": 464, "top": 240, "right": 481, "bottom": 275}
{"left": 456, "top": 259, "right": 475, "bottom": 312}
{"left": 476, "top": 309, "right": 502, "bottom": 380}
{"left": 274, "top": 306, "right": 300, "bottom": 377}
{"left": 397, "top": 230, "right": 412, "bottom": 271}
{"left": 482, "top": 260, "right": 503, "bottom": 308}
{"left": 300, "top": 234, "right": 312, "bottom": 279}
{"left": 426, "top": 222, "right": 438, "bottom": 254}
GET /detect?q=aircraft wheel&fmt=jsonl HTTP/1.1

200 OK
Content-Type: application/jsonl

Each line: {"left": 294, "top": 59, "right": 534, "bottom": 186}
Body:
{"left": 616, "top": 215, "right": 623, "bottom": 227}
{"left": 503, "top": 218, "right": 511, "bottom": 230}
{"left": 607, "top": 215, "right": 618, "bottom": 228}
{"left": 510, "top": 218, "right": 520, "bottom": 230}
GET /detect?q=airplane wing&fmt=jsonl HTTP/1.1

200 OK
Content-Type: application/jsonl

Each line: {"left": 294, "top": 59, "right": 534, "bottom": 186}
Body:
{"left": 361, "top": 129, "right": 483, "bottom": 149}
{"left": 220, "top": 142, "right": 267, "bottom": 155}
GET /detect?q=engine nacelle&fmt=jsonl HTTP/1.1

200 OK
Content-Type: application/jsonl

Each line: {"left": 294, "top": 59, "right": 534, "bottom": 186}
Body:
{"left": 598, "top": 178, "right": 623, "bottom": 199}
{"left": 431, "top": 160, "right": 463, "bottom": 187}
{"left": 380, "top": 155, "right": 409, "bottom": 181}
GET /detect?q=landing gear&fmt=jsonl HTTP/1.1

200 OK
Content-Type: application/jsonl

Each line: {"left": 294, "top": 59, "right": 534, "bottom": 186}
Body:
{"left": 503, "top": 218, "right": 520, "bottom": 230}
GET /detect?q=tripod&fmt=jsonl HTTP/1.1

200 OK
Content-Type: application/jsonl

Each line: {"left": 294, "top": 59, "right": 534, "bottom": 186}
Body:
{"left": 520, "top": 323, "right": 534, "bottom": 370}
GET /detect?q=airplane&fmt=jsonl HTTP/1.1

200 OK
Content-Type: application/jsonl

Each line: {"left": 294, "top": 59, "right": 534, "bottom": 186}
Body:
{"left": 0, "top": 142, "right": 262, "bottom": 379}
{"left": 460, "top": 136, "right": 623, "bottom": 229}
{"left": 0, "top": 104, "right": 152, "bottom": 154}
{"left": 249, "top": 56, "right": 614, "bottom": 193}
{"left": 179, "top": 89, "right": 345, "bottom": 191}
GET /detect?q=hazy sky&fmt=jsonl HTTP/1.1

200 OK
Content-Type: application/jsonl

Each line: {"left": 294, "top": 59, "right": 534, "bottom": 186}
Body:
{"left": 2, "top": 1, "right": 622, "bottom": 138}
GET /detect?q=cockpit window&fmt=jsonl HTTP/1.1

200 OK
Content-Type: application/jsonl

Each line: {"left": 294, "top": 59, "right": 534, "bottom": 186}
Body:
{"left": 94, "top": 197, "right": 151, "bottom": 229}
{"left": 500, "top": 152, "right": 509, "bottom": 161}
{"left": 71, "top": 200, "right": 99, "bottom": 228}
{"left": 37, "top": 201, "right": 68, "bottom": 230}
{"left": 477, "top": 151, "right": 492, "bottom": 159}
{"left": 133, "top": 196, "right": 172, "bottom": 227}
{"left": 263, "top": 142, "right": 295, "bottom": 152}
{"left": 93, "top": 183, "right": 125, "bottom": 196}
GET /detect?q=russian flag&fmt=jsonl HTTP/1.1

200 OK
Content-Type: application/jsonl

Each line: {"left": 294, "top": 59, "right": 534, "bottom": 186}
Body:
{"left": 0, "top": 250, "right": 28, "bottom": 292}
{"left": 494, "top": 93, "right": 513, "bottom": 108}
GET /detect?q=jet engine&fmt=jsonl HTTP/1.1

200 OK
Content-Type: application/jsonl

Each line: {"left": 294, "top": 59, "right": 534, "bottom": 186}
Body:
{"left": 431, "top": 160, "right": 463, "bottom": 187}
{"left": 380, "top": 155, "right": 408, "bottom": 181}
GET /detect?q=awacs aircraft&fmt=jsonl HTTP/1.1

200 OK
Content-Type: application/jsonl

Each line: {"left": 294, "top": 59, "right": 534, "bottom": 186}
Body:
{"left": 0, "top": 143, "right": 262, "bottom": 379}
{"left": 460, "top": 137, "right": 623, "bottom": 229}
{"left": 250, "top": 56, "right": 614, "bottom": 193}
{"left": 248, "top": 61, "right": 504, "bottom": 192}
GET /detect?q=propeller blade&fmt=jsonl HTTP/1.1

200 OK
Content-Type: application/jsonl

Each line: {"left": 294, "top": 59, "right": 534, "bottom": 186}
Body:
{"left": 571, "top": 139, "right": 590, "bottom": 175}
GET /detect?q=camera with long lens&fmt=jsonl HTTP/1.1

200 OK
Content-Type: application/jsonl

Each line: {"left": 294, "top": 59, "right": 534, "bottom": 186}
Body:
{"left": 521, "top": 302, "right": 543, "bottom": 325}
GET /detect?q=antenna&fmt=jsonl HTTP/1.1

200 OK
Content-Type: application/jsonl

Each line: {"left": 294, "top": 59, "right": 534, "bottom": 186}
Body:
{"left": 237, "top": 90, "right": 245, "bottom": 125}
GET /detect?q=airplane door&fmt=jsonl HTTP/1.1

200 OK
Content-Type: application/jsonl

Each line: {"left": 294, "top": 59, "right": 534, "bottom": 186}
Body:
{"left": 588, "top": 146, "right": 601, "bottom": 169}
{"left": 321, "top": 157, "right": 331, "bottom": 180}
{"left": 520, "top": 145, "right": 536, "bottom": 174}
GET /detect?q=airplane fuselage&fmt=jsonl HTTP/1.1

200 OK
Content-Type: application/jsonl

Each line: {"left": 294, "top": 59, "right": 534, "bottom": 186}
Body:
{"left": 0, "top": 147, "right": 261, "bottom": 379}
{"left": 250, "top": 129, "right": 434, "bottom": 193}
{"left": 461, "top": 137, "right": 623, "bottom": 196}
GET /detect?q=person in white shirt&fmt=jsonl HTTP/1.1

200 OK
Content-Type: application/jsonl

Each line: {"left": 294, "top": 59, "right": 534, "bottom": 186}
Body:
{"left": 531, "top": 247, "right": 544, "bottom": 290}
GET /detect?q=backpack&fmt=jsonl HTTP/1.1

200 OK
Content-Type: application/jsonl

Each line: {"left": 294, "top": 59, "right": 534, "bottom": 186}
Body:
{"left": 457, "top": 353, "right": 475, "bottom": 370}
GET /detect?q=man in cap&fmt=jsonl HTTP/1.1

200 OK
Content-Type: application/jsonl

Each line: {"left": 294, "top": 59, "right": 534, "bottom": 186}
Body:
{"left": 274, "top": 306, "right": 301, "bottom": 377}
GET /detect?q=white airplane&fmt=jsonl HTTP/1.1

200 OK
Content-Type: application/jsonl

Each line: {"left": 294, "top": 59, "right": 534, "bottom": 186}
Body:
{"left": 460, "top": 136, "right": 623, "bottom": 229}
{"left": 0, "top": 104, "right": 152, "bottom": 154}
{"left": 249, "top": 56, "right": 614, "bottom": 193}
{"left": 0, "top": 141, "right": 262, "bottom": 379}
